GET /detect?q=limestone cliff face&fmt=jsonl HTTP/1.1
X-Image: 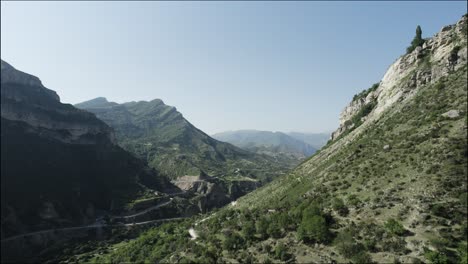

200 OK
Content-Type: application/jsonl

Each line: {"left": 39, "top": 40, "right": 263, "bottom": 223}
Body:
{"left": 332, "top": 14, "right": 467, "bottom": 140}
{"left": 1, "top": 60, "right": 115, "bottom": 144}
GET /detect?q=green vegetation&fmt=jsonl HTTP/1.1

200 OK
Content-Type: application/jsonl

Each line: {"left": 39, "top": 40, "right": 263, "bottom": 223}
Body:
{"left": 335, "top": 229, "right": 372, "bottom": 263}
{"left": 297, "top": 203, "right": 331, "bottom": 243}
{"left": 407, "top": 25, "right": 425, "bottom": 54}
{"left": 384, "top": 219, "right": 406, "bottom": 236}
{"left": 353, "top": 82, "right": 379, "bottom": 101}
{"left": 332, "top": 198, "right": 349, "bottom": 216}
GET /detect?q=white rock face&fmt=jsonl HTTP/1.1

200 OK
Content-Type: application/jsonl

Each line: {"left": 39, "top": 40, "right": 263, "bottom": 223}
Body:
{"left": 331, "top": 14, "right": 467, "bottom": 140}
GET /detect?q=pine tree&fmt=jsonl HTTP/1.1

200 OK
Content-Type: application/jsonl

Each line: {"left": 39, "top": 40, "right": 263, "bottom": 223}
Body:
{"left": 407, "top": 25, "right": 425, "bottom": 54}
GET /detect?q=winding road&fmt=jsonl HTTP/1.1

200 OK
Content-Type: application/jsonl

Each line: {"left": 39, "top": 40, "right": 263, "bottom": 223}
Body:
{"left": 0, "top": 217, "right": 187, "bottom": 243}
{"left": 115, "top": 200, "right": 173, "bottom": 219}
{"left": 1, "top": 198, "right": 183, "bottom": 243}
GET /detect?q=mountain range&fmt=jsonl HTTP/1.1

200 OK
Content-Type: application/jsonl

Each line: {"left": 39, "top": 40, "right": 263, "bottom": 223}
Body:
{"left": 75, "top": 97, "right": 291, "bottom": 211}
{"left": 212, "top": 130, "right": 321, "bottom": 165}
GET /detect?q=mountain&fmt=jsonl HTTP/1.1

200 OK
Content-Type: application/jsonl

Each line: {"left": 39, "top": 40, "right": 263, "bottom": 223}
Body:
{"left": 212, "top": 130, "right": 317, "bottom": 164}
{"left": 287, "top": 132, "right": 330, "bottom": 150}
{"left": 0, "top": 60, "right": 174, "bottom": 240}
{"left": 76, "top": 98, "right": 289, "bottom": 201}
{"left": 88, "top": 14, "right": 468, "bottom": 264}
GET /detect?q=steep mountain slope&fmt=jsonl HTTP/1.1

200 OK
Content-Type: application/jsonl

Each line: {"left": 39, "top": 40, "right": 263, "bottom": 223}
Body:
{"left": 212, "top": 130, "right": 317, "bottom": 165}
{"left": 287, "top": 132, "right": 330, "bottom": 150}
{"left": 88, "top": 14, "right": 468, "bottom": 264}
{"left": 0, "top": 60, "right": 173, "bottom": 240}
{"left": 76, "top": 99, "right": 288, "bottom": 183}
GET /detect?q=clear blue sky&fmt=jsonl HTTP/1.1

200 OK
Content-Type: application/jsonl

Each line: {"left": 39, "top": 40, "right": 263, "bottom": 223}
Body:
{"left": 1, "top": 1, "right": 466, "bottom": 134}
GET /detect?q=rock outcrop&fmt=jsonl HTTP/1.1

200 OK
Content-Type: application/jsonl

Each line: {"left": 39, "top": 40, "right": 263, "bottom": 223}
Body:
{"left": 332, "top": 14, "right": 467, "bottom": 140}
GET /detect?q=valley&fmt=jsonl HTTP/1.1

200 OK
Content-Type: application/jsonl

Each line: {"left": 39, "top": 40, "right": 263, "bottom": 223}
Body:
{"left": 1, "top": 4, "right": 467, "bottom": 264}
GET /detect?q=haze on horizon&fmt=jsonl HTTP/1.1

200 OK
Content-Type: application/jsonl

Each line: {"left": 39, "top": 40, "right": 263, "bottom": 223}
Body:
{"left": 1, "top": 1, "right": 466, "bottom": 134}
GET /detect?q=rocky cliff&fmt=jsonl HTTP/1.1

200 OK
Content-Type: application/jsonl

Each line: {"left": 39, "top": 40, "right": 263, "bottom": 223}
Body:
{"left": 1, "top": 60, "right": 115, "bottom": 145}
{"left": 332, "top": 14, "right": 467, "bottom": 140}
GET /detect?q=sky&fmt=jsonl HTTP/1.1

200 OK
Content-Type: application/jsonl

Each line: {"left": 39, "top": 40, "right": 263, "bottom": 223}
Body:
{"left": 1, "top": 1, "right": 466, "bottom": 134}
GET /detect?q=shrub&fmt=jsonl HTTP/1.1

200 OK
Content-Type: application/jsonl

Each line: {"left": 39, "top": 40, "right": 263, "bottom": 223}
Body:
{"left": 241, "top": 220, "right": 255, "bottom": 240}
{"left": 334, "top": 229, "right": 367, "bottom": 259}
{"left": 267, "top": 221, "right": 282, "bottom": 239}
{"left": 222, "top": 232, "right": 244, "bottom": 251}
{"left": 274, "top": 243, "right": 289, "bottom": 261}
{"left": 457, "top": 242, "right": 468, "bottom": 264}
{"left": 347, "top": 194, "right": 362, "bottom": 207}
{"left": 332, "top": 198, "right": 349, "bottom": 216}
{"left": 256, "top": 216, "right": 269, "bottom": 239}
{"left": 430, "top": 204, "right": 448, "bottom": 218}
{"left": 425, "top": 250, "right": 449, "bottom": 264}
{"left": 351, "top": 251, "right": 373, "bottom": 264}
{"left": 385, "top": 219, "right": 406, "bottom": 236}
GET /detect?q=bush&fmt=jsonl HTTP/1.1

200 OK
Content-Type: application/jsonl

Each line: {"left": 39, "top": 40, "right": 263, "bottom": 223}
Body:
{"left": 267, "top": 221, "right": 282, "bottom": 239}
{"left": 457, "top": 242, "right": 468, "bottom": 264}
{"left": 351, "top": 251, "right": 373, "bottom": 264}
{"left": 222, "top": 232, "right": 244, "bottom": 251}
{"left": 334, "top": 229, "right": 367, "bottom": 259}
{"left": 332, "top": 198, "right": 349, "bottom": 216}
{"left": 241, "top": 220, "right": 255, "bottom": 240}
{"left": 347, "top": 194, "right": 362, "bottom": 207}
{"left": 256, "top": 216, "right": 269, "bottom": 239}
{"left": 298, "top": 214, "right": 330, "bottom": 243}
{"left": 425, "top": 250, "right": 449, "bottom": 264}
{"left": 385, "top": 219, "right": 406, "bottom": 236}
{"left": 274, "top": 243, "right": 289, "bottom": 261}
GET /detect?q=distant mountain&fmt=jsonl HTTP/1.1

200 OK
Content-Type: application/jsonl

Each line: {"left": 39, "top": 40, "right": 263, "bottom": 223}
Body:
{"left": 212, "top": 130, "right": 317, "bottom": 162}
{"left": 76, "top": 98, "right": 288, "bottom": 194}
{"left": 287, "top": 132, "right": 330, "bottom": 150}
{"left": 0, "top": 60, "right": 173, "bottom": 239}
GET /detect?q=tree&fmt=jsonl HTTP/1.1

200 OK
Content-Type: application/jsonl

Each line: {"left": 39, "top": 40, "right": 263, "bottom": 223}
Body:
{"left": 297, "top": 214, "right": 330, "bottom": 243}
{"left": 407, "top": 25, "right": 425, "bottom": 53}
{"left": 297, "top": 202, "right": 331, "bottom": 243}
